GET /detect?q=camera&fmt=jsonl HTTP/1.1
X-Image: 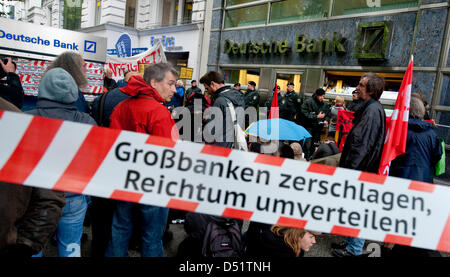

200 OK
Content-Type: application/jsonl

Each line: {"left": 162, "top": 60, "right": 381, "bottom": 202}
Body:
{"left": 0, "top": 58, "right": 17, "bottom": 79}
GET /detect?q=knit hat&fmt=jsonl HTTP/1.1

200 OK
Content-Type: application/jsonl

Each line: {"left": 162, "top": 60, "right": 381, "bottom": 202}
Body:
{"left": 38, "top": 68, "right": 78, "bottom": 104}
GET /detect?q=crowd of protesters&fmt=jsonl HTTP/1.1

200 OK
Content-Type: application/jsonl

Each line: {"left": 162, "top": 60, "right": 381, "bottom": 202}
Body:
{"left": 0, "top": 52, "right": 445, "bottom": 258}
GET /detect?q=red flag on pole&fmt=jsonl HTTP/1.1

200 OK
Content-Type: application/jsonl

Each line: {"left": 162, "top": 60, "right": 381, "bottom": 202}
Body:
{"left": 378, "top": 56, "right": 413, "bottom": 175}
{"left": 269, "top": 85, "right": 279, "bottom": 119}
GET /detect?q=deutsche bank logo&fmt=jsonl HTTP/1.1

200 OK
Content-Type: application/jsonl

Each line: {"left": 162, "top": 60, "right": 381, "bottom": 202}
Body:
{"left": 84, "top": 40, "right": 96, "bottom": 53}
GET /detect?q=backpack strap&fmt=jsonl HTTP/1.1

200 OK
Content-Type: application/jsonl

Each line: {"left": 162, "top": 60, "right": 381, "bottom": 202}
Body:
{"left": 97, "top": 90, "right": 109, "bottom": 127}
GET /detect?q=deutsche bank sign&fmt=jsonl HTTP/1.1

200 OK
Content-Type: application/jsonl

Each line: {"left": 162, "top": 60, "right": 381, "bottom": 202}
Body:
{"left": 0, "top": 17, "right": 106, "bottom": 63}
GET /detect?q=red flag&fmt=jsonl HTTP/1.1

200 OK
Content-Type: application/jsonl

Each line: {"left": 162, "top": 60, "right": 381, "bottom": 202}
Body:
{"left": 378, "top": 57, "right": 413, "bottom": 175}
{"left": 269, "top": 85, "right": 279, "bottom": 119}
{"left": 336, "top": 109, "right": 355, "bottom": 151}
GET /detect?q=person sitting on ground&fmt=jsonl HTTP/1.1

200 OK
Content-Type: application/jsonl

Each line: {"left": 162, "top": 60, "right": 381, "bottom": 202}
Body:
{"left": 245, "top": 223, "right": 319, "bottom": 258}
{"left": 309, "top": 136, "right": 340, "bottom": 161}
{"left": 276, "top": 143, "right": 295, "bottom": 159}
{"left": 290, "top": 142, "right": 306, "bottom": 161}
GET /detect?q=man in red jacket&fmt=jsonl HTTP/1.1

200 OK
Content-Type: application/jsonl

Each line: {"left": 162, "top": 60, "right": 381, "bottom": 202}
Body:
{"left": 105, "top": 63, "right": 179, "bottom": 257}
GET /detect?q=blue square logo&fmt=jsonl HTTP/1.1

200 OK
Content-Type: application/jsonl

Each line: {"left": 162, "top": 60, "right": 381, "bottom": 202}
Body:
{"left": 84, "top": 40, "right": 97, "bottom": 53}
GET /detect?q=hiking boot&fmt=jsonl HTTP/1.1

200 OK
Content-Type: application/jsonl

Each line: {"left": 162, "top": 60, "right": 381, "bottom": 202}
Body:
{"left": 331, "top": 241, "right": 347, "bottom": 249}
{"left": 332, "top": 248, "right": 359, "bottom": 257}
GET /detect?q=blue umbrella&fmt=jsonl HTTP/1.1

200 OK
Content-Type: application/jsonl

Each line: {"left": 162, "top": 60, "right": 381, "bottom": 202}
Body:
{"left": 245, "top": 118, "right": 312, "bottom": 141}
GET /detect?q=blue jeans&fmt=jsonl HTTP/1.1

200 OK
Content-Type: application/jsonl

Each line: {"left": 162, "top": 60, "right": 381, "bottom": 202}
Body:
{"left": 56, "top": 194, "right": 88, "bottom": 257}
{"left": 105, "top": 201, "right": 168, "bottom": 257}
{"left": 345, "top": 237, "right": 365, "bottom": 255}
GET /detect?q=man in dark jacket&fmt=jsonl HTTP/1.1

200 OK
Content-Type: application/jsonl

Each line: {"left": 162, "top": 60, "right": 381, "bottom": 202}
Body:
{"left": 244, "top": 81, "right": 260, "bottom": 127}
{"left": 184, "top": 80, "right": 202, "bottom": 104}
{"left": 103, "top": 68, "right": 118, "bottom": 92}
{"left": 300, "top": 88, "right": 330, "bottom": 160}
{"left": 200, "top": 71, "right": 246, "bottom": 148}
{"left": 178, "top": 71, "right": 245, "bottom": 258}
{"left": 332, "top": 72, "right": 386, "bottom": 257}
{"left": 265, "top": 82, "right": 301, "bottom": 123}
{"left": 0, "top": 98, "right": 65, "bottom": 257}
{"left": 0, "top": 57, "right": 24, "bottom": 110}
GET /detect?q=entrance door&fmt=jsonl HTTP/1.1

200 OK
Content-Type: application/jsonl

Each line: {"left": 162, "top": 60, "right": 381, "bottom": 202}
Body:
{"left": 274, "top": 71, "right": 303, "bottom": 95}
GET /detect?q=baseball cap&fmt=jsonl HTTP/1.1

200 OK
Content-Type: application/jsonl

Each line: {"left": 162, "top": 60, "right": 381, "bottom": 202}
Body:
{"left": 234, "top": 83, "right": 241, "bottom": 87}
{"left": 287, "top": 81, "right": 295, "bottom": 86}
{"left": 315, "top": 88, "right": 326, "bottom": 96}
{"left": 191, "top": 80, "right": 197, "bottom": 83}
{"left": 248, "top": 81, "right": 256, "bottom": 87}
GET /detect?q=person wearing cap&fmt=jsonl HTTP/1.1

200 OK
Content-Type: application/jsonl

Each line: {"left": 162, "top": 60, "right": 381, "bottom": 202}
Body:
{"left": 300, "top": 88, "right": 331, "bottom": 160}
{"left": 184, "top": 79, "right": 202, "bottom": 105}
{"left": 265, "top": 85, "right": 283, "bottom": 119}
{"left": 233, "top": 83, "right": 241, "bottom": 92}
{"left": 265, "top": 82, "right": 301, "bottom": 123}
{"left": 285, "top": 81, "right": 302, "bottom": 123}
{"left": 244, "top": 80, "right": 260, "bottom": 125}
{"left": 244, "top": 81, "right": 260, "bottom": 109}
{"left": 25, "top": 68, "right": 97, "bottom": 257}
{"left": 347, "top": 89, "right": 363, "bottom": 112}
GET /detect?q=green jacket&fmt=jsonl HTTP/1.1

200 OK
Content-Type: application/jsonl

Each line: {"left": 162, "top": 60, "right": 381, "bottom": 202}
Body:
{"left": 244, "top": 89, "right": 260, "bottom": 108}
{"left": 265, "top": 91, "right": 302, "bottom": 122}
{"left": 300, "top": 96, "right": 330, "bottom": 129}
{"left": 185, "top": 86, "right": 202, "bottom": 103}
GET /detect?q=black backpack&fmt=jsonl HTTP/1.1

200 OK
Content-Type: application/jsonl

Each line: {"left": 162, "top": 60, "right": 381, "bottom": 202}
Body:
{"left": 201, "top": 218, "right": 243, "bottom": 257}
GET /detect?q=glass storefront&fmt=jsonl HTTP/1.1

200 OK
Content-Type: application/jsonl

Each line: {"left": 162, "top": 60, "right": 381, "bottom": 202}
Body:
{"left": 275, "top": 72, "right": 302, "bottom": 93}
{"left": 332, "top": 0, "right": 418, "bottom": 16}
{"left": 224, "top": 4, "right": 268, "bottom": 28}
{"left": 270, "top": 0, "right": 329, "bottom": 23}
{"left": 226, "top": 0, "right": 259, "bottom": 7}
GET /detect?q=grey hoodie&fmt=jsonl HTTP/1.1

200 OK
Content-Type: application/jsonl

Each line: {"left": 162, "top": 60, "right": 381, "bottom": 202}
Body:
{"left": 26, "top": 68, "right": 96, "bottom": 197}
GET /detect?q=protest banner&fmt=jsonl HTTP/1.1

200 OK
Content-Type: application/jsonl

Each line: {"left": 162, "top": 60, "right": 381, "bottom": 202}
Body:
{"left": 0, "top": 110, "right": 448, "bottom": 253}
{"left": 105, "top": 40, "right": 167, "bottom": 79}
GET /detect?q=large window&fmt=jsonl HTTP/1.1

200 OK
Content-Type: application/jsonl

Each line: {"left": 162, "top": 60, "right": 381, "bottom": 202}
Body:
{"left": 222, "top": 68, "right": 260, "bottom": 88}
{"left": 270, "top": 0, "right": 329, "bottom": 23}
{"left": 226, "top": 0, "right": 259, "bottom": 7}
{"left": 224, "top": 4, "right": 267, "bottom": 28}
{"left": 332, "top": 0, "right": 418, "bottom": 16}
{"left": 63, "top": 0, "right": 82, "bottom": 30}
{"left": 223, "top": 0, "right": 420, "bottom": 29}
{"left": 125, "top": 0, "right": 136, "bottom": 28}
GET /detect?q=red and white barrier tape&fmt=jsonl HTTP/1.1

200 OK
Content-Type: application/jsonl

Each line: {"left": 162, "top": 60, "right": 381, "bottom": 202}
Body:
{"left": 0, "top": 111, "right": 449, "bottom": 253}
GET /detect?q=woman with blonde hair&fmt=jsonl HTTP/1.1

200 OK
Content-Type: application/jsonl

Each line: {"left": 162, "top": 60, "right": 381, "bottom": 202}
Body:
{"left": 245, "top": 222, "right": 319, "bottom": 257}
{"left": 328, "top": 95, "right": 346, "bottom": 139}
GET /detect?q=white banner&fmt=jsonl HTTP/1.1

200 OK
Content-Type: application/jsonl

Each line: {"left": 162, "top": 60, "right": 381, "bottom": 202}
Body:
{"left": 105, "top": 41, "right": 167, "bottom": 79}
{"left": 0, "top": 110, "right": 449, "bottom": 253}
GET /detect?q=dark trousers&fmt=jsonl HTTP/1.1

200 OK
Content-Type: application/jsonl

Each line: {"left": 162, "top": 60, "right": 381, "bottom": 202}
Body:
{"left": 304, "top": 128, "right": 322, "bottom": 160}
{"left": 90, "top": 197, "right": 116, "bottom": 257}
